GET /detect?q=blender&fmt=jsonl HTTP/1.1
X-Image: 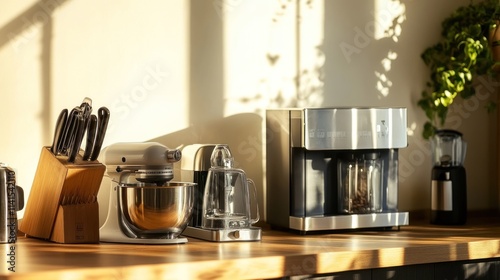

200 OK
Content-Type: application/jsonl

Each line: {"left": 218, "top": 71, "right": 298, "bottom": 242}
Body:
{"left": 430, "top": 130, "right": 467, "bottom": 225}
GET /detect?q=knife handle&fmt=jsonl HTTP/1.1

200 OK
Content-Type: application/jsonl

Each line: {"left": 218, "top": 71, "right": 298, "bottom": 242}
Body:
{"left": 83, "top": 115, "right": 98, "bottom": 161}
{"left": 90, "top": 107, "right": 110, "bottom": 161}
{"left": 59, "top": 108, "right": 79, "bottom": 156}
{"left": 51, "top": 109, "right": 68, "bottom": 154}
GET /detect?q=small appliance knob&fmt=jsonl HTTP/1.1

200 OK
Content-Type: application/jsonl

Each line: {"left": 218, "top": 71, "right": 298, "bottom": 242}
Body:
{"left": 167, "top": 149, "right": 182, "bottom": 162}
{"left": 230, "top": 230, "right": 240, "bottom": 239}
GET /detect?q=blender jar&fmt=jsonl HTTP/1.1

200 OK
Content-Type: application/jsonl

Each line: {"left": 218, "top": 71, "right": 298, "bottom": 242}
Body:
{"left": 431, "top": 129, "right": 467, "bottom": 167}
{"left": 338, "top": 152, "right": 383, "bottom": 214}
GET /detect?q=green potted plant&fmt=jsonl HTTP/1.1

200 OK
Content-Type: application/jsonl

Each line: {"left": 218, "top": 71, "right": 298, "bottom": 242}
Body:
{"left": 418, "top": 0, "right": 500, "bottom": 139}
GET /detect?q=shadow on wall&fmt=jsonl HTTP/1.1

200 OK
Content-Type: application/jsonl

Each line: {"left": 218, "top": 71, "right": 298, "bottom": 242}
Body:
{"left": 0, "top": 0, "right": 71, "bottom": 146}
{"left": 150, "top": 113, "right": 265, "bottom": 217}
{"left": 97, "top": 113, "right": 264, "bottom": 226}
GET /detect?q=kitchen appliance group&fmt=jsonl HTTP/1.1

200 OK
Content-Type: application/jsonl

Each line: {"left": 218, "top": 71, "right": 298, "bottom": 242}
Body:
{"left": 2, "top": 102, "right": 468, "bottom": 245}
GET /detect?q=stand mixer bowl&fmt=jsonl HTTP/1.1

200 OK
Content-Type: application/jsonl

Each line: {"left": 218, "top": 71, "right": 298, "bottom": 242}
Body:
{"left": 118, "top": 182, "right": 195, "bottom": 239}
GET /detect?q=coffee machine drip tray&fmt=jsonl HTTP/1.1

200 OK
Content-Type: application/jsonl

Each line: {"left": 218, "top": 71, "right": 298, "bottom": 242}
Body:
{"left": 182, "top": 226, "right": 262, "bottom": 242}
{"left": 289, "top": 212, "right": 409, "bottom": 232}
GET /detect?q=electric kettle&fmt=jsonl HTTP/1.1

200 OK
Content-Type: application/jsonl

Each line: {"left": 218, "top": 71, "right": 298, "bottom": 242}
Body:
{"left": 201, "top": 144, "right": 259, "bottom": 230}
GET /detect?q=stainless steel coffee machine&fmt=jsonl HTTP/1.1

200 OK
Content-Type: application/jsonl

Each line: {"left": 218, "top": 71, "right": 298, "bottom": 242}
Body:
{"left": 266, "top": 108, "right": 408, "bottom": 232}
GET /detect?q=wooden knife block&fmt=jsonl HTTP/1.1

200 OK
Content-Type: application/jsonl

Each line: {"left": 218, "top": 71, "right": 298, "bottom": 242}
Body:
{"left": 19, "top": 147, "right": 105, "bottom": 243}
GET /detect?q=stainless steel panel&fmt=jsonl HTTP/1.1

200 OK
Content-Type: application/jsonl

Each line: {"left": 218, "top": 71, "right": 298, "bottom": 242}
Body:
{"left": 304, "top": 108, "right": 407, "bottom": 150}
{"left": 266, "top": 110, "right": 292, "bottom": 228}
{"left": 0, "top": 169, "right": 8, "bottom": 243}
{"left": 182, "top": 226, "right": 261, "bottom": 242}
{"left": 180, "top": 144, "right": 215, "bottom": 172}
{"left": 0, "top": 167, "right": 18, "bottom": 243}
{"left": 289, "top": 212, "right": 409, "bottom": 231}
{"left": 431, "top": 180, "right": 453, "bottom": 211}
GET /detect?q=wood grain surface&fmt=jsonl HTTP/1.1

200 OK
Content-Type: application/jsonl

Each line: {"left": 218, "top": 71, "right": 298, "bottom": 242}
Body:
{"left": 3, "top": 218, "right": 500, "bottom": 279}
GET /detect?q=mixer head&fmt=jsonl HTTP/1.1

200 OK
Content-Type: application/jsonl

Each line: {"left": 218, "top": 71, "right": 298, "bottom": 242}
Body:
{"left": 102, "top": 142, "right": 182, "bottom": 186}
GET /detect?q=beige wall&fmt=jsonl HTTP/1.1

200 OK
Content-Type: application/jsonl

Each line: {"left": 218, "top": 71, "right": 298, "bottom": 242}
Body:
{"left": 0, "top": 0, "right": 496, "bottom": 220}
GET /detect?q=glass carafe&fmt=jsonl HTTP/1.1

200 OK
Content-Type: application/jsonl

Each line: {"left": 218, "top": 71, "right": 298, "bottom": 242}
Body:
{"left": 201, "top": 145, "right": 259, "bottom": 229}
{"left": 338, "top": 152, "right": 383, "bottom": 214}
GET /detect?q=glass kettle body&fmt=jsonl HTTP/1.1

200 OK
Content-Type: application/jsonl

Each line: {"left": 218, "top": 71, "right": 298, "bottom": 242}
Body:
{"left": 201, "top": 145, "right": 259, "bottom": 230}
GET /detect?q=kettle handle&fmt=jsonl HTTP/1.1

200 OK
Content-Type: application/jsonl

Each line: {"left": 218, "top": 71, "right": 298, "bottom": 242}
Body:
{"left": 246, "top": 179, "right": 259, "bottom": 225}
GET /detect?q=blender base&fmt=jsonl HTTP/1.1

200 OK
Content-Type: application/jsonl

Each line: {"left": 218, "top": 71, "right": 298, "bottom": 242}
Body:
{"left": 182, "top": 226, "right": 261, "bottom": 242}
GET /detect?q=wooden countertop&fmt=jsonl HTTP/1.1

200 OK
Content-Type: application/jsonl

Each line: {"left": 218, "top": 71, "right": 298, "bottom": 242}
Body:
{"left": 3, "top": 218, "right": 500, "bottom": 280}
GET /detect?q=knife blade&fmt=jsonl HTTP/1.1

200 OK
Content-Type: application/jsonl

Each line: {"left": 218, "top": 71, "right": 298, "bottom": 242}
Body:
{"left": 89, "top": 107, "right": 110, "bottom": 161}
{"left": 82, "top": 114, "right": 98, "bottom": 161}
{"left": 51, "top": 109, "right": 68, "bottom": 154}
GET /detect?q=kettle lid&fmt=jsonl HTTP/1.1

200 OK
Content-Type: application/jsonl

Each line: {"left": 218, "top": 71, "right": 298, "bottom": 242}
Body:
{"left": 210, "top": 144, "right": 234, "bottom": 168}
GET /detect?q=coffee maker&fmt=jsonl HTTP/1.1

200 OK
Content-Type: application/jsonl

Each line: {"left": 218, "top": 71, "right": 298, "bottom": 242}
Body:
{"left": 430, "top": 130, "right": 467, "bottom": 225}
{"left": 266, "top": 108, "right": 408, "bottom": 232}
{"left": 180, "top": 144, "right": 262, "bottom": 242}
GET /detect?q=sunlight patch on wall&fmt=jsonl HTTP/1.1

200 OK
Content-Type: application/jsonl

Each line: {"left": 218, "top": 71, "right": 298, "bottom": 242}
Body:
{"left": 375, "top": 50, "right": 397, "bottom": 97}
{"left": 52, "top": 0, "right": 189, "bottom": 144}
{"left": 373, "top": 0, "right": 406, "bottom": 42}
{"left": 406, "top": 121, "right": 417, "bottom": 137}
{"left": 297, "top": 0, "right": 325, "bottom": 108}
{"left": 222, "top": 0, "right": 298, "bottom": 117}
{"left": 373, "top": 0, "right": 405, "bottom": 99}
{"left": 381, "top": 51, "right": 398, "bottom": 71}
{"left": 221, "top": 0, "right": 326, "bottom": 115}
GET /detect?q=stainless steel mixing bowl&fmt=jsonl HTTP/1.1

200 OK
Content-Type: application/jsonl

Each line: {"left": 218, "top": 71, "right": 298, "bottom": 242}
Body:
{"left": 118, "top": 182, "right": 195, "bottom": 239}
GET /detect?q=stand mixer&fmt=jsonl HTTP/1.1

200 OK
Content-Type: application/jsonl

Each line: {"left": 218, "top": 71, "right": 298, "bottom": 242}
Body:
{"left": 99, "top": 142, "right": 195, "bottom": 244}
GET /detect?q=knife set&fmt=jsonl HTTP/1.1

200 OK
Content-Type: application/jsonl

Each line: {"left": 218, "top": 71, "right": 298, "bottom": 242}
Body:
{"left": 20, "top": 98, "right": 109, "bottom": 243}
{"left": 50, "top": 97, "right": 110, "bottom": 163}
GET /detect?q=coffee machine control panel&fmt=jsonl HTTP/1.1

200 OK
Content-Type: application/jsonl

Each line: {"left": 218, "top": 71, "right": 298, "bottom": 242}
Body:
{"left": 301, "top": 108, "right": 407, "bottom": 150}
